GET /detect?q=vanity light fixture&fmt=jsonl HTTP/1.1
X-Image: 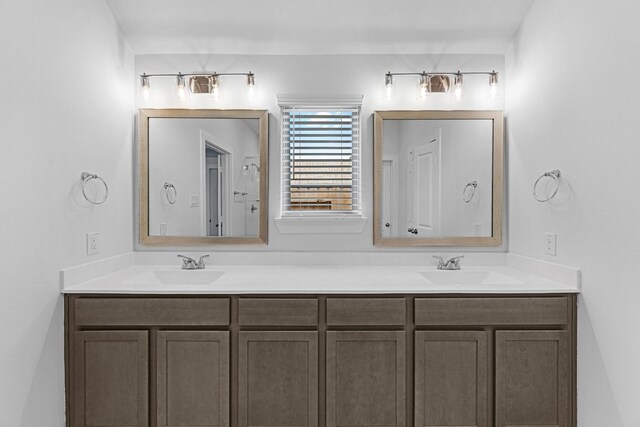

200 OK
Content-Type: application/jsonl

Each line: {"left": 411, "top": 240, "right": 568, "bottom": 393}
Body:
{"left": 141, "top": 74, "right": 151, "bottom": 101}
{"left": 384, "top": 69, "right": 498, "bottom": 100}
{"left": 176, "top": 73, "right": 187, "bottom": 101}
{"left": 418, "top": 74, "right": 431, "bottom": 98}
{"left": 209, "top": 74, "right": 221, "bottom": 98}
{"left": 453, "top": 73, "right": 463, "bottom": 101}
{"left": 246, "top": 72, "right": 255, "bottom": 88}
{"left": 246, "top": 72, "right": 256, "bottom": 99}
{"left": 384, "top": 72, "right": 394, "bottom": 98}
{"left": 489, "top": 71, "right": 499, "bottom": 98}
{"left": 139, "top": 71, "right": 256, "bottom": 100}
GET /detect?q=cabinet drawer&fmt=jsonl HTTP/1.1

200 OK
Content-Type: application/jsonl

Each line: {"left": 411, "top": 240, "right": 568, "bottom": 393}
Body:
{"left": 74, "top": 297, "right": 230, "bottom": 326}
{"left": 238, "top": 298, "right": 318, "bottom": 326}
{"left": 327, "top": 298, "right": 406, "bottom": 326}
{"left": 415, "top": 297, "right": 568, "bottom": 326}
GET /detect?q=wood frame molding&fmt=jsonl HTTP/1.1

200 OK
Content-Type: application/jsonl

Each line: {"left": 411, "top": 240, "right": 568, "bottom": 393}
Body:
{"left": 373, "top": 110, "right": 504, "bottom": 247}
{"left": 138, "top": 109, "right": 269, "bottom": 246}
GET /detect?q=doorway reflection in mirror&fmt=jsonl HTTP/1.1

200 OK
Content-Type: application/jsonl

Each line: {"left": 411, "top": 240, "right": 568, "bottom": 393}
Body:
{"left": 148, "top": 117, "right": 260, "bottom": 237}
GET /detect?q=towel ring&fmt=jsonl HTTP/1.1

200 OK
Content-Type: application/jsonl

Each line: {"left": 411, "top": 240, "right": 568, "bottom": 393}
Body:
{"left": 164, "top": 182, "right": 177, "bottom": 204}
{"left": 463, "top": 181, "right": 478, "bottom": 203}
{"left": 533, "top": 169, "right": 561, "bottom": 202}
{"left": 81, "top": 172, "right": 109, "bottom": 205}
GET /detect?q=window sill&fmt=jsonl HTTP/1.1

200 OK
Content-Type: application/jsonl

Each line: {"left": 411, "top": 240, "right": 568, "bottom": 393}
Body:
{"left": 274, "top": 216, "right": 368, "bottom": 234}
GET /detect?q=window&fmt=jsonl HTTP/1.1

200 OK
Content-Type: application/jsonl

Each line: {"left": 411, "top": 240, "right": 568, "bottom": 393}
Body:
{"left": 280, "top": 100, "right": 362, "bottom": 217}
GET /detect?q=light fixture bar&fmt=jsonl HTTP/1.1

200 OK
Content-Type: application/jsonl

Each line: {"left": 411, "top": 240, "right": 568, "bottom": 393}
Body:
{"left": 140, "top": 72, "right": 254, "bottom": 78}
{"left": 139, "top": 71, "right": 257, "bottom": 98}
{"left": 384, "top": 69, "right": 498, "bottom": 100}
{"left": 385, "top": 70, "right": 497, "bottom": 77}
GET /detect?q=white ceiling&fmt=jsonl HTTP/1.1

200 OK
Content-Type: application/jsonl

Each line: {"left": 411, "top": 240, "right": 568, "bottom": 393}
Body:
{"left": 107, "top": 0, "right": 534, "bottom": 55}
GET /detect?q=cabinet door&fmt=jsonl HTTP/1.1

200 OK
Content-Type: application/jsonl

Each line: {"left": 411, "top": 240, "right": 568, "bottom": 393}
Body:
{"left": 157, "top": 331, "right": 229, "bottom": 427}
{"left": 238, "top": 331, "right": 318, "bottom": 427}
{"left": 73, "top": 331, "right": 148, "bottom": 427}
{"left": 326, "top": 331, "right": 406, "bottom": 427}
{"left": 415, "top": 331, "right": 488, "bottom": 427}
{"left": 495, "top": 330, "right": 569, "bottom": 427}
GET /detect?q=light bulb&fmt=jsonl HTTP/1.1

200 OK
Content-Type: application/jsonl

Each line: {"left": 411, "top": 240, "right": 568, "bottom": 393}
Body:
{"left": 246, "top": 72, "right": 256, "bottom": 100}
{"left": 489, "top": 71, "right": 498, "bottom": 98}
{"left": 246, "top": 72, "right": 255, "bottom": 89}
{"left": 211, "top": 74, "right": 221, "bottom": 100}
{"left": 453, "top": 73, "right": 463, "bottom": 101}
{"left": 176, "top": 73, "right": 187, "bottom": 101}
{"left": 384, "top": 72, "right": 394, "bottom": 99}
{"left": 141, "top": 74, "right": 150, "bottom": 101}
{"left": 418, "top": 74, "right": 430, "bottom": 99}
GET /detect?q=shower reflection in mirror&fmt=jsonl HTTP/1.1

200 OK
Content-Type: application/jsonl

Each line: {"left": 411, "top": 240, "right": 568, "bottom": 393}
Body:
{"left": 237, "top": 156, "right": 260, "bottom": 236}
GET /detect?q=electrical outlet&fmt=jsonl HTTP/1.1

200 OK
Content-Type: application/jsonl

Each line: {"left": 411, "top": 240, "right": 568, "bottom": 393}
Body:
{"left": 544, "top": 232, "right": 556, "bottom": 256}
{"left": 87, "top": 232, "right": 99, "bottom": 255}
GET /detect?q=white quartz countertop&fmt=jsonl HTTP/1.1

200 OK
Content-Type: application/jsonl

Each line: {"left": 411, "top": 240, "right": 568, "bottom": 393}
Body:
{"left": 61, "top": 254, "right": 580, "bottom": 294}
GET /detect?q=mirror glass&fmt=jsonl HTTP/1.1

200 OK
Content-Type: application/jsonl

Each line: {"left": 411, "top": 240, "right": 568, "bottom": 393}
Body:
{"left": 374, "top": 111, "right": 503, "bottom": 246}
{"left": 139, "top": 109, "right": 268, "bottom": 245}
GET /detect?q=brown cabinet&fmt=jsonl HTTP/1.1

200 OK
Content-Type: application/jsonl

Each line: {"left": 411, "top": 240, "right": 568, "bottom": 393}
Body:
{"left": 72, "top": 329, "right": 229, "bottom": 427}
{"left": 326, "top": 331, "right": 406, "bottom": 427}
{"left": 238, "top": 331, "right": 318, "bottom": 427}
{"left": 157, "top": 331, "right": 229, "bottom": 427}
{"left": 68, "top": 297, "right": 230, "bottom": 427}
{"left": 495, "top": 330, "right": 569, "bottom": 427}
{"left": 72, "top": 331, "right": 148, "bottom": 427}
{"left": 414, "top": 298, "right": 573, "bottom": 427}
{"left": 65, "top": 294, "right": 576, "bottom": 427}
{"left": 414, "top": 331, "right": 488, "bottom": 427}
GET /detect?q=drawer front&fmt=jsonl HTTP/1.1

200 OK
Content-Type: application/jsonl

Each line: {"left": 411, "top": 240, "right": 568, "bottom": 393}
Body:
{"left": 74, "top": 298, "right": 230, "bottom": 326}
{"left": 415, "top": 297, "right": 568, "bottom": 326}
{"left": 238, "top": 298, "right": 318, "bottom": 326}
{"left": 327, "top": 298, "right": 406, "bottom": 326}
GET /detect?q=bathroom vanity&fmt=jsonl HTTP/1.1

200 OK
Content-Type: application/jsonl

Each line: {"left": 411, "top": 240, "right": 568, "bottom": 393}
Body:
{"left": 63, "top": 262, "right": 578, "bottom": 427}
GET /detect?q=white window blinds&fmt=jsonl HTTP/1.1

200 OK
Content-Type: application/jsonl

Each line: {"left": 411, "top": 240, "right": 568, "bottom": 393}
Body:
{"left": 281, "top": 107, "right": 361, "bottom": 215}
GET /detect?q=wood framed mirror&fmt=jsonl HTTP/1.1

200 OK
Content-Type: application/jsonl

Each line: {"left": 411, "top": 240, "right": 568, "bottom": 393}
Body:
{"left": 373, "top": 110, "right": 503, "bottom": 247}
{"left": 139, "top": 109, "right": 268, "bottom": 245}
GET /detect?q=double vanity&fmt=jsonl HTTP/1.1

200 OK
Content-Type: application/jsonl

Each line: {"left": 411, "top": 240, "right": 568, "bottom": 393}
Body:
{"left": 62, "top": 108, "right": 578, "bottom": 426}
{"left": 63, "top": 254, "right": 579, "bottom": 427}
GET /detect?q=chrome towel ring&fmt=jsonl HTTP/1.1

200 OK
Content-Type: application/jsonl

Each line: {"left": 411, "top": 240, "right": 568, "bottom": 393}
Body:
{"left": 533, "top": 169, "right": 561, "bottom": 202}
{"left": 463, "top": 181, "right": 478, "bottom": 203}
{"left": 164, "top": 182, "right": 177, "bottom": 204}
{"left": 81, "top": 172, "right": 109, "bottom": 205}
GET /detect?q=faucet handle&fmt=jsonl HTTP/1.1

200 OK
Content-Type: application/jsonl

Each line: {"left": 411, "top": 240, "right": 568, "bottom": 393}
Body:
{"left": 432, "top": 255, "right": 445, "bottom": 269}
{"left": 197, "top": 254, "right": 210, "bottom": 269}
{"left": 446, "top": 255, "right": 464, "bottom": 269}
{"left": 177, "top": 254, "right": 195, "bottom": 269}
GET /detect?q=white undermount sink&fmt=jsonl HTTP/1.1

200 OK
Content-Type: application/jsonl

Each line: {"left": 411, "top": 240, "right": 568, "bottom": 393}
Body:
{"left": 420, "top": 270, "right": 524, "bottom": 286}
{"left": 123, "top": 269, "right": 225, "bottom": 285}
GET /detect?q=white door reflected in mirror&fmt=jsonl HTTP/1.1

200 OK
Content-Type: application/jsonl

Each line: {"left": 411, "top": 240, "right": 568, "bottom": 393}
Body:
{"left": 382, "top": 118, "right": 493, "bottom": 239}
{"left": 374, "top": 110, "right": 503, "bottom": 247}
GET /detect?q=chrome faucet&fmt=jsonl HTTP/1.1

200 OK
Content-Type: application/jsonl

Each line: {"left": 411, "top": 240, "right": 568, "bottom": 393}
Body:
{"left": 177, "top": 254, "right": 210, "bottom": 270}
{"left": 433, "top": 255, "right": 464, "bottom": 270}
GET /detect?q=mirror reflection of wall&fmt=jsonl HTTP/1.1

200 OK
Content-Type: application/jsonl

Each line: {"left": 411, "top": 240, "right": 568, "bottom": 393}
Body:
{"left": 381, "top": 119, "right": 493, "bottom": 239}
{"left": 148, "top": 117, "right": 260, "bottom": 237}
